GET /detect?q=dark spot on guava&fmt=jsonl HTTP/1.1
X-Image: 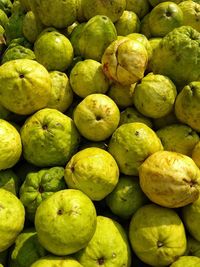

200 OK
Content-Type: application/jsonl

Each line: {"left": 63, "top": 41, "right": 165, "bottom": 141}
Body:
{"left": 165, "top": 10, "right": 171, "bottom": 17}
{"left": 96, "top": 115, "right": 102, "bottom": 121}
{"left": 183, "top": 179, "right": 196, "bottom": 187}
{"left": 126, "top": 113, "right": 131, "bottom": 119}
{"left": 57, "top": 209, "right": 63, "bottom": 215}
{"left": 157, "top": 241, "right": 164, "bottom": 248}
{"left": 135, "top": 131, "right": 139, "bottom": 136}
{"left": 102, "top": 16, "right": 108, "bottom": 21}
{"left": 19, "top": 74, "right": 24, "bottom": 79}
{"left": 38, "top": 185, "right": 44, "bottom": 193}
{"left": 42, "top": 124, "right": 48, "bottom": 130}
{"left": 176, "top": 55, "right": 181, "bottom": 62}
{"left": 71, "top": 166, "right": 75, "bottom": 172}
{"left": 98, "top": 257, "right": 105, "bottom": 265}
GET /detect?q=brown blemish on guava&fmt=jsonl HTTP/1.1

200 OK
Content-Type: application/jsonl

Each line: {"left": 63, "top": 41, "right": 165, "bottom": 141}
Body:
{"left": 98, "top": 257, "right": 105, "bottom": 265}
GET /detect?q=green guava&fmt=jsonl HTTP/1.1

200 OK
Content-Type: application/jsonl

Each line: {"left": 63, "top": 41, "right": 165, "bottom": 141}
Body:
{"left": 20, "top": 167, "right": 66, "bottom": 221}
{"left": 151, "top": 26, "right": 200, "bottom": 88}
{"left": 69, "top": 59, "right": 110, "bottom": 98}
{"left": 119, "top": 107, "right": 153, "bottom": 128}
{"left": 9, "top": 228, "right": 47, "bottom": 267}
{"left": 47, "top": 71, "right": 73, "bottom": 113}
{"left": 182, "top": 196, "right": 200, "bottom": 241}
{"left": 30, "top": 256, "right": 83, "bottom": 267}
{"left": 179, "top": 1, "right": 200, "bottom": 32}
{"left": 69, "top": 22, "right": 86, "bottom": 57}
{"left": 29, "top": 0, "right": 77, "bottom": 28}
{"left": 35, "top": 189, "right": 97, "bottom": 255}
{"left": 126, "top": 0, "right": 150, "bottom": 19}
{"left": 139, "top": 151, "right": 200, "bottom": 208}
{"left": 0, "top": 119, "right": 22, "bottom": 170}
{"left": 133, "top": 72, "right": 177, "bottom": 118}
{"left": 106, "top": 176, "right": 148, "bottom": 219}
{"left": 78, "top": 15, "right": 117, "bottom": 62}
{"left": 81, "top": 0, "right": 126, "bottom": 22}
{"left": 34, "top": 29, "right": 73, "bottom": 71}
{"left": 0, "top": 188, "right": 25, "bottom": 252}
{"left": 1, "top": 45, "right": 35, "bottom": 64}
{"left": 0, "top": 0, "right": 12, "bottom": 16}
{"left": 170, "top": 256, "right": 200, "bottom": 266}
{"left": 102, "top": 37, "right": 148, "bottom": 86}
{"left": 73, "top": 94, "right": 120, "bottom": 141}
{"left": 156, "top": 124, "right": 199, "bottom": 156}
{"left": 185, "top": 236, "right": 200, "bottom": 257}
{"left": 175, "top": 81, "right": 200, "bottom": 132}
{"left": 0, "top": 59, "right": 52, "bottom": 115}
{"left": 22, "top": 11, "right": 44, "bottom": 43}
{"left": 114, "top": 11, "right": 140, "bottom": 36}
{"left": 108, "top": 122, "right": 163, "bottom": 175}
{"left": 76, "top": 216, "right": 131, "bottom": 267}
{"left": 129, "top": 204, "right": 187, "bottom": 266}
{"left": 65, "top": 147, "right": 119, "bottom": 201}
{"left": 0, "top": 169, "right": 19, "bottom": 195}
{"left": 20, "top": 108, "right": 80, "bottom": 167}
{"left": 0, "top": 9, "right": 8, "bottom": 29}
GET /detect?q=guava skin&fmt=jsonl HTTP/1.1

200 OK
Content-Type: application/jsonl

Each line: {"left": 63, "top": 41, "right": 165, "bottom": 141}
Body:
{"left": 170, "top": 256, "right": 200, "bottom": 266}
{"left": 179, "top": 1, "right": 200, "bottom": 32}
{"left": 20, "top": 108, "right": 80, "bottom": 167}
{"left": 35, "top": 189, "right": 97, "bottom": 255}
{"left": 30, "top": 256, "right": 83, "bottom": 267}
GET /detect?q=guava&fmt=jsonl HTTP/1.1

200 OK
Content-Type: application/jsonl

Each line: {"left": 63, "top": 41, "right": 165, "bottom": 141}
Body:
{"left": 175, "top": 81, "right": 200, "bottom": 132}
{"left": 157, "top": 124, "right": 199, "bottom": 156}
{"left": 78, "top": 15, "right": 117, "bottom": 62}
{"left": 107, "top": 83, "right": 135, "bottom": 109}
{"left": 0, "top": 188, "right": 25, "bottom": 252}
{"left": 179, "top": 1, "right": 200, "bottom": 32}
{"left": 0, "top": 0, "right": 12, "bottom": 16}
{"left": 151, "top": 26, "right": 200, "bottom": 88}
{"left": 22, "top": 11, "right": 44, "bottom": 43}
{"left": 0, "top": 120, "right": 22, "bottom": 170}
{"left": 182, "top": 196, "right": 200, "bottom": 241}
{"left": 127, "top": 33, "right": 152, "bottom": 59}
{"left": 29, "top": 0, "right": 77, "bottom": 28}
{"left": 1, "top": 45, "right": 35, "bottom": 63}
{"left": 76, "top": 216, "right": 131, "bottom": 267}
{"left": 149, "top": 2, "right": 183, "bottom": 37}
{"left": 34, "top": 29, "right": 73, "bottom": 71}
{"left": 30, "top": 256, "right": 83, "bottom": 267}
{"left": 73, "top": 94, "right": 120, "bottom": 141}
{"left": 70, "top": 59, "right": 110, "bottom": 98}
{"left": 133, "top": 72, "right": 177, "bottom": 118}
{"left": 126, "top": 0, "right": 150, "bottom": 19}
{"left": 102, "top": 37, "right": 148, "bottom": 86}
{"left": 192, "top": 141, "right": 200, "bottom": 168}
{"left": 114, "top": 11, "right": 140, "bottom": 36}
{"left": 81, "top": 0, "right": 126, "bottom": 22}
{"left": 140, "top": 13, "right": 151, "bottom": 38}
{"left": 20, "top": 167, "right": 66, "bottom": 221}
{"left": 65, "top": 147, "right": 119, "bottom": 201}
{"left": 185, "top": 236, "right": 200, "bottom": 257}
{"left": 170, "top": 256, "right": 200, "bottom": 266}
{"left": 47, "top": 71, "right": 73, "bottom": 113}
{"left": 139, "top": 151, "right": 200, "bottom": 208}
{"left": 69, "top": 22, "right": 86, "bottom": 57}
{"left": 20, "top": 108, "right": 80, "bottom": 167}
{"left": 129, "top": 204, "right": 187, "bottom": 266}
{"left": 35, "top": 189, "right": 97, "bottom": 255}
{"left": 108, "top": 122, "right": 163, "bottom": 175}
{"left": 0, "top": 169, "right": 19, "bottom": 195}
{"left": 0, "top": 9, "right": 8, "bottom": 29}
{"left": 119, "top": 107, "right": 153, "bottom": 128}
{"left": 0, "top": 59, "right": 52, "bottom": 115}
{"left": 106, "top": 176, "right": 148, "bottom": 219}
{"left": 9, "top": 228, "right": 47, "bottom": 267}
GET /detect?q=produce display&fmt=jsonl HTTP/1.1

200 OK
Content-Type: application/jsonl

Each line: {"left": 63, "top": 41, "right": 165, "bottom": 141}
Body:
{"left": 1, "top": 0, "right": 200, "bottom": 266}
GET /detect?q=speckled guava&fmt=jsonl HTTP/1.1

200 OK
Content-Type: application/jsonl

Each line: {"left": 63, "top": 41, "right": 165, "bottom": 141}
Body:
{"left": 157, "top": 124, "right": 199, "bottom": 156}
{"left": 65, "top": 147, "right": 119, "bottom": 201}
{"left": 35, "top": 189, "right": 97, "bottom": 255}
{"left": 69, "top": 59, "right": 110, "bottom": 98}
{"left": 129, "top": 204, "right": 187, "bottom": 266}
{"left": 9, "top": 228, "right": 47, "bottom": 267}
{"left": 0, "top": 120, "right": 22, "bottom": 170}
{"left": 20, "top": 108, "right": 80, "bottom": 167}
{"left": 108, "top": 122, "right": 163, "bottom": 175}
{"left": 30, "top": 256, "right": 83, "bottom": 267}
{"left": 115, "top": 11, "right": 140, "bottom": 36}
{"left": 133, "top": 72, "right": 177, "bottom": 118}
{"left": 175, "top": 81, "right": 200, "bottom": 132}
{"left": 0, "top": 59, "right": 52, "bottom": 115}
{"left": 47, "top": 71, "right": 73, "bottom": 113}
{"left": 0, "top": 188, "right": 25, "bottom": 252}
{"left": 81, "top": 0, "right": 126, "bottom": 22}
{"left": 170, "top": 256, "right": 200, "bottom": 266}
{"left": 151, "top": 26, "right": 200, "bottom": 88}
{"left": 0, "top": 169, "right": 19, "bottom": 195}
{"left": 179, "top": 1, "right": 200, "bottom": 32}
{"left": 78, "top": 15, "right": 117, "bottom": 62}
{"left": 139, "top": 151, "right": 200, "bottom": 208}
{"left": 76, "top": 216, "right": 131, "bottom": 267}
{"left": 73, "top": 94, "right": 120, "bottom": 141}
{"left": 102, "top": 37, "right": 148, "bottom": 85}
{"left": 20, "top": 167, "right": 66, "bottom": 221}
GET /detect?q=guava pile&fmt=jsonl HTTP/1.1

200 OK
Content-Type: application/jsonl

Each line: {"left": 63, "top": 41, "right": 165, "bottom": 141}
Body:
{"left": 0, "top": 0, "right": 200, "bottom": 266}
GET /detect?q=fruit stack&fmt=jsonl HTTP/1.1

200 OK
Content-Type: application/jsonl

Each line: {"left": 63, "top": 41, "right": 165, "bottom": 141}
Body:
{"left": 0, "top": 0, "right": 200, "bottom": 266}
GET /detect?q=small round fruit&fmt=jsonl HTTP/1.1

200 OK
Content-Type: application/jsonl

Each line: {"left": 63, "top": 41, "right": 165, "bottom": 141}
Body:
{"left": 170, "top": 256, "right": 200, "bottom": 266}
